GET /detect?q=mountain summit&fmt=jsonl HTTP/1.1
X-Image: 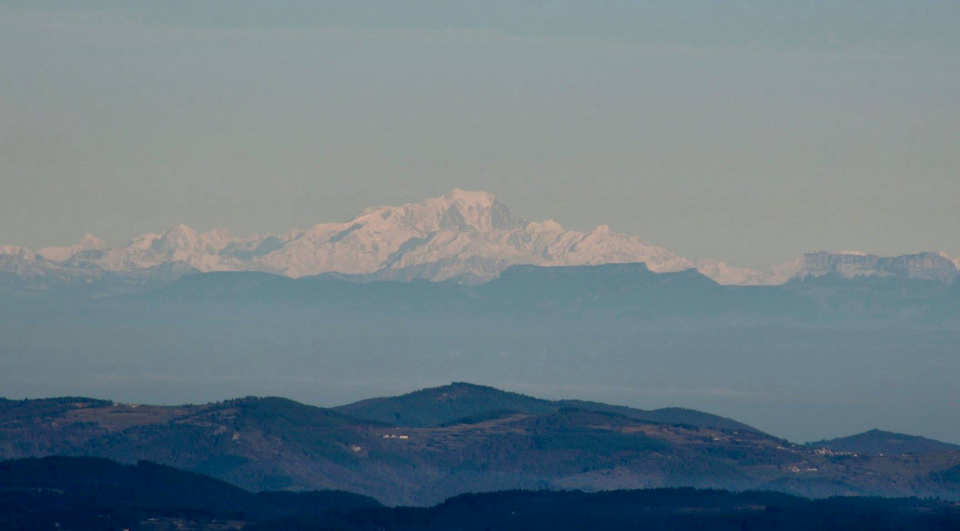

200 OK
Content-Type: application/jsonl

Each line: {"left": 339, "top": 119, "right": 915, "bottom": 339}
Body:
{"left": 0, "top": 190, "right": 700, "bottom": 284}
{"left": 1, "top": 190, "right": 956, "bottom": 286}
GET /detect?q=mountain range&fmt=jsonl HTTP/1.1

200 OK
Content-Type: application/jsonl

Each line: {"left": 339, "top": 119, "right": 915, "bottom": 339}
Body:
{"left": 3, "top": 190, "right": 957, "bottom": 287}
{"left": 3, "top": 383, "right": 960, "bottom": 507}
{"left": 2, "top": 191, "right": 959, "bottom": 451}
{"left": 82, "top": 261, "right": 960, "bottom": 328}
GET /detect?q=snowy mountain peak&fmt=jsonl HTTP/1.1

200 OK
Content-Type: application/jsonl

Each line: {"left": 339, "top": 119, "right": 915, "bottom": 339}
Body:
{"left": 33, "top": 233, "right": 107, "bottom": 262}
{"left": 592, "top": 224, "right": 612, "bottom": 234}
{"left": 526, "top": 219, "right": 565, "bottom": 233}
{"left": 79, "top": 234, "right": 106, "bottom": 250}
{"left": 159, "top": 224, "right": 201, "bottom": 252}
{"left": 939, "top": 252, "right": 960, "bottom": 270}
{"left": 0, "top": 245, "right": 29, "bottom": 257}
{"left": 4, "top": 191, "right": 956, "bottom": 286}
{"left": 441, "top": 189, "right": 521, "bottom": 232}
{"left": 167, "top": 223, "right": 195, "bottom": 234}
{"left": 443, "top": 188, "right": 498, "bottom": 204}
{"left": 369, "top": 189, "right": 522, "bottom": 233}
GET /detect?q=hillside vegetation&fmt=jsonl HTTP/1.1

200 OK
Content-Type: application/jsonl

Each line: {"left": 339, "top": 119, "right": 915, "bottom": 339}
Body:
{"left": 2, "top": 456, "right": 958, "bottom": 531}
{"left": 3, "top": 384, "right": 960, "bottom": 505}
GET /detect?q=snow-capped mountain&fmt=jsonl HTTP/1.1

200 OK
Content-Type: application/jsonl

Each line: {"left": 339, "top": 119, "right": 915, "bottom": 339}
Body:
{"left": 693, "top": 258, "right": 801, "bottom": 286}
{"left": 258, "top": 190, "right": 705, "bottom": 283}
{"left": 940, "top": 252, "right": 960, "bottom": 271}
{"left": 34, "top": 233, "right": 106, "bottom": 262}
{"left": 1, "top": 190, "right": 955, "bottom": 286}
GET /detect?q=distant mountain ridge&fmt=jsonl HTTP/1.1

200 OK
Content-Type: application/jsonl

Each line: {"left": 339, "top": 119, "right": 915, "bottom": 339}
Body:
{"left": 7, "top": 259, "right": 952, "bottom": 328}
{"left": 3, "top": 189, "right": 956, "bottom": 287}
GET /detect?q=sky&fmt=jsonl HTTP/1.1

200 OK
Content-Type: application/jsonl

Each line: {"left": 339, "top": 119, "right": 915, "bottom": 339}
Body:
{"left": 1, "top": 1, "right": 958, "bottom": 269}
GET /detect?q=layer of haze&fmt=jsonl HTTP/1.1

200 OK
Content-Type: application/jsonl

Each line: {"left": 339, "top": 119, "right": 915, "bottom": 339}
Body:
{"left": 3, "top": 299, "right": 959, "bottom": 444}
{"left": 1, "top": 1, "right": 959, "bottom": 269}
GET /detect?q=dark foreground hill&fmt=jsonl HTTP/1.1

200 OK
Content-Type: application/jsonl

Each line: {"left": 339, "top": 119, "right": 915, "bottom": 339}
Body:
{"left": 0, "top": 456, "right": 379, "bottom": 530}
{"left": 2, "top": 456, "right": 959, "bottom": 531}
{"left": 256, "top": 489, "right": 960, "bottom": 531}
{"left": 3, "top": 385, "right": 960, "bottom": 505}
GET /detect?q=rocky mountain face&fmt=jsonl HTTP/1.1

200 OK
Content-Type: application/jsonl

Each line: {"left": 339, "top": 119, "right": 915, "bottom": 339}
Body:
{"left": 799, "top": 251, "right": 958, "bottom": 282}
{"left": 2, "top": 190, "right": 957, "bottom": 286}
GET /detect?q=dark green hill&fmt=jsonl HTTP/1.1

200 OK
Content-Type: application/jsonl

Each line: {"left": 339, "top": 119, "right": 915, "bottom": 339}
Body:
{"left": 808, "top": 429, "right": 960, "bottom": 455}
{"left": 226, "top": 396, "right": 378, "bottom": 429}
{"left": 335, "top": 382, "right": 761, "bottom": 433}
{"left": 4, "top": 456, "right": 958, "bottom": 531}
{"left": 0, "top": 456, "right": 277, "bottom": 521}
{"left": 0, "top": 397, "right": 112, "bottom": 422}
{"left": 551, "top": 401, "right": 761, "bottom": 433}
{"left": 334, "top": 383, "right": 557, "bottom": 426}
{"left": 251, "top": 489, "right": 960, "bottom": 531}
{"left": 257, "top": 490, "right": 381, "bottom": 516}
{"left": 0, "top": 456, "right": 382, "bottom": 530}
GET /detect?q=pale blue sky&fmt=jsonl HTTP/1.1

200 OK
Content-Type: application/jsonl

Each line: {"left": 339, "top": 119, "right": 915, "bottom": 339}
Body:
{"left": 1, "top": 1, "right": 958, "bottom": 268}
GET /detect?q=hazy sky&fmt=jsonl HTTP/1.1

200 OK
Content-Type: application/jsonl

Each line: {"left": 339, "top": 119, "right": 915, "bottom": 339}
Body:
{"left": 1, "top": 1, "right": 958, "bottom": 268}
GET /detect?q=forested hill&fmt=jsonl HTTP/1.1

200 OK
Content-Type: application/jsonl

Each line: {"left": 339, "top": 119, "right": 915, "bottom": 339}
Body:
{"left": 2, "top": 456, "right": 959, "bottom": 531}
{"left": 334, "top": 382, "right": 759, "bottom": 432}
{"left": 808, "top": 429, "right": 960, "bottom": 455}
{"left": 4, "top": 387, "right": 960, "bottom": 505}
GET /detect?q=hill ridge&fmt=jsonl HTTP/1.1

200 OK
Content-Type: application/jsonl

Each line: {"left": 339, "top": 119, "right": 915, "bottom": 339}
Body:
{"left": 334, "top": 382, "right": 765, "bottom": 433}
{"left": 807, "top": 428, "right": 960, "bottom": 455}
